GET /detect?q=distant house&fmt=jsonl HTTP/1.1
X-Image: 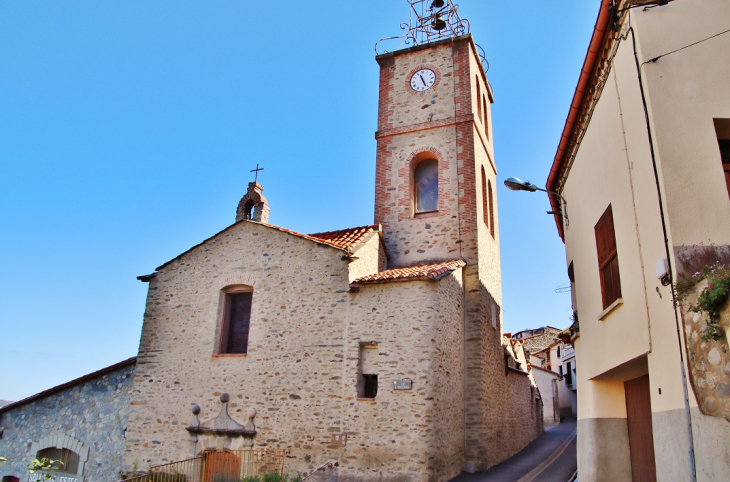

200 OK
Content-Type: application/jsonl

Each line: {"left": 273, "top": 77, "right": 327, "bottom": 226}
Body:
{"left": 511, "top": 326, "right": 577, "bottom": 425}
{"left": 0, "top": 358, "right": 136, "bottom": 482}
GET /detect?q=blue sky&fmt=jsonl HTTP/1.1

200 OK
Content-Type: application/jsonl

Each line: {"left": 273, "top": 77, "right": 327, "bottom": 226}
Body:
{"left": 0, "top": 1, "right": 597, "bottom": 401}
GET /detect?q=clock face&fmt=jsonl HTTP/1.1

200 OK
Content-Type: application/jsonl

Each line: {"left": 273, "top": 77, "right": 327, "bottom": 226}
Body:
{"left": 410, "top": 68, "right": 437, "bottom": 92}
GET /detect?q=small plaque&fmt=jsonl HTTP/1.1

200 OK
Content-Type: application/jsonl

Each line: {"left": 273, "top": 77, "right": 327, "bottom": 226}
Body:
{"left": 393, "top": 378, "right": 413, "bottom": 390}
{"left": 331, "top": 433, "right": 347, "bottom": 446}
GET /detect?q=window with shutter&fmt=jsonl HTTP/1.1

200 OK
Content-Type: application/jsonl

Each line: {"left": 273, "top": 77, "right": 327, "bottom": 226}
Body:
{"left": 220, "top": 290, "right": 253, "bottom": 354}
{"left": 595, "top": 205, "right": 621, "bottom": 310}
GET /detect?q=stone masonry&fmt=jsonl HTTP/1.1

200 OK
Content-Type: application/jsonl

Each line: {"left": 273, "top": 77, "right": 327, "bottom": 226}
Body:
{"left": 0, "top": 359, "right": 136, "bottom": 482}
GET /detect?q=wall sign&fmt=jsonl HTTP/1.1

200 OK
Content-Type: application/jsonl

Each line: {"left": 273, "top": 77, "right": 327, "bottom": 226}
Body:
{"left": 393, "top": 379, "right": 413, "bottom": 390}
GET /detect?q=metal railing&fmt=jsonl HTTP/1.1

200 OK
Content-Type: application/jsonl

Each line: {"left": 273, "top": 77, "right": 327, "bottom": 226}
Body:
{"left": 120, "top": 449, "right": 287, "bottom": 482}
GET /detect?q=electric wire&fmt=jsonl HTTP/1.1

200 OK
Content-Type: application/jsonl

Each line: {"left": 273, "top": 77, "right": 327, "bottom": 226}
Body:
{"left": 643, "top": 28, "right": 730, "bottom": 65}
{"left": 628, "top": 23, "right": 697, "bottom": 481}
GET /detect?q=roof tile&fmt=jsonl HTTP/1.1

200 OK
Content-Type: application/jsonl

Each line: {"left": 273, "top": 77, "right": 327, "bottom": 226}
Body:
{"left": 350, "top": 259, "right": 465, "bottom": 290}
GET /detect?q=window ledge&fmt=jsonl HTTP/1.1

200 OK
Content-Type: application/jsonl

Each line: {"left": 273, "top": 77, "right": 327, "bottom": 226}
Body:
{"left": 356, "top": 398, "right": 376, "bottom": 402}
{"left": 414, "top": 211, "right": 438, "bottom": 219}
{"left": 212, "top": 353, "right": 248, "bottom": 358}
{"left": 598, "top": 298, "right": 623, "bottom": 321}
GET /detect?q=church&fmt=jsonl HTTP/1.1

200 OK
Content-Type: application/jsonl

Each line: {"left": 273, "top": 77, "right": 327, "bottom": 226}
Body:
{"left": 0, "top": 2, "right": 542, "bottom": 481}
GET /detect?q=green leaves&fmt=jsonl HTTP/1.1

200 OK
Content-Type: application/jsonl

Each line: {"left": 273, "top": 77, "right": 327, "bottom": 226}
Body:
{"left": 27, "top": 457, "right": 63, "bottom": 481}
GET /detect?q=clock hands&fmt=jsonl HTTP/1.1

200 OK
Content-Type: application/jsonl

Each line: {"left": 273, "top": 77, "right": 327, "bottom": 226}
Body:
{"left": 419, "top": 74, "right": 427, "bottom": 88}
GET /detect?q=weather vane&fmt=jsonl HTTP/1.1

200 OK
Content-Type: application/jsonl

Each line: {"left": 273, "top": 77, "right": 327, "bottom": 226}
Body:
{"left": 251, "top": 164, "right": 264, "bottom": 183}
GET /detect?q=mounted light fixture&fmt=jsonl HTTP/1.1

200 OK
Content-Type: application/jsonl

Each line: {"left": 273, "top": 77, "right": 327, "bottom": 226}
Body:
{"left": 504, "top": 177, "right": 569, "bottom": 226}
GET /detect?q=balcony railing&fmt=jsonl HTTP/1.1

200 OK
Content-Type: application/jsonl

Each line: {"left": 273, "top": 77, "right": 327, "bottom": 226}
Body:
{"left": 120, "top": 448, "right": 287, "bottom": 482}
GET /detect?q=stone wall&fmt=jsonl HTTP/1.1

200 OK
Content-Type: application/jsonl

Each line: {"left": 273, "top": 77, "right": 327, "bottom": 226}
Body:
{"left": 0, "top": 361, "right": 135, "bottom": 482}
{"left": 123, "top": 220, "right": 469, "bottom": 481}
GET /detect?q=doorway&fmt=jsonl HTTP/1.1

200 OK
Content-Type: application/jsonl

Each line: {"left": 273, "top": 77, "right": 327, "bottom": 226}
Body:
{"left": 624, "top": 375, "right": 657, "bottom": 481}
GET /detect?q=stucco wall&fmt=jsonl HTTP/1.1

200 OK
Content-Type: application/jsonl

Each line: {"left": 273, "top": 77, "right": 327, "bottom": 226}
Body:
{"left": 0, "top": 362, "right": 135, "bottom": 482}
{"left": 562, "top": 1, "right": 730, "bottom": 479}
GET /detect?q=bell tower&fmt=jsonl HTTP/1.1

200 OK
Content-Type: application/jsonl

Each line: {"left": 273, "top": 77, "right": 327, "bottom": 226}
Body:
{"left": 374, "top": 2, "right": 506, "bottom": 470}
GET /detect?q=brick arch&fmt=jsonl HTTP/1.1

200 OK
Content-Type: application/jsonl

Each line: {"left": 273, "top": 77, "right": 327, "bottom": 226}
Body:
{"left": 28, "top": 433, "right": 89, "bottom": 477}
{"left": 409, "top": 148, "right": 443, "bottom": 216}
{"left": 396, "top": 147, "right": 451, "bottom": 221}
{"left": 236, "top": 183, "right": 270, "bottom": 223}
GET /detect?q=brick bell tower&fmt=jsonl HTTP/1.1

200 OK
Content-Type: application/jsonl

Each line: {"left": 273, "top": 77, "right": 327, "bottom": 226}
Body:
{"left": 374, "top": 3, "right": 507, "bottom": 470}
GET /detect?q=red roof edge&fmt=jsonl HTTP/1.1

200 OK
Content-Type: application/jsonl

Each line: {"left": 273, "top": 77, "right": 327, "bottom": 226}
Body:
{"left": 546, "top": 0, "right": 612, "bottom": 241}
{"left": 0, "top": 357, "right": 137, "bottom": 415}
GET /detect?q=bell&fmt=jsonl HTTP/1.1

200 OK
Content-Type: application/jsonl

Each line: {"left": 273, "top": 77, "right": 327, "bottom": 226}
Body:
{"left": 432, "top": 13, "right": 447, "bottom": 30}
{"left": 431, "top": 0, "right": 445, "bottom": 7}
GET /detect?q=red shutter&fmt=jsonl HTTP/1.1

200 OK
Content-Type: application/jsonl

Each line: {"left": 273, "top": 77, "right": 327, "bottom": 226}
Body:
{"left": 595, "top": 205, "right": 621, "bottom": 309}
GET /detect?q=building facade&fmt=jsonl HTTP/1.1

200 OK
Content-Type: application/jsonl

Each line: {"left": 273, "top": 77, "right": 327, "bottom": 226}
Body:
{"left": 0, "top": 359, "right": 136, "bottom": 482}
{"left": 544, "top": 0, "right": 730, "bottom": 480}
{"left": 120, "top": 31, "right": 542, "bottom": 482}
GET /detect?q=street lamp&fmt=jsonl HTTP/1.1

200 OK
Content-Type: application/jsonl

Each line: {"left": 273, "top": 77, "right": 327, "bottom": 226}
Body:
{"left": 503, "top": 177, "right": 569, "bottom": 227}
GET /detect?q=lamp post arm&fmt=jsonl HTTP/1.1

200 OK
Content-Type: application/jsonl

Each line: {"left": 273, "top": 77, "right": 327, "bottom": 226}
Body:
{"left": 534, "top": 187, "right": 569, "bottom": 227}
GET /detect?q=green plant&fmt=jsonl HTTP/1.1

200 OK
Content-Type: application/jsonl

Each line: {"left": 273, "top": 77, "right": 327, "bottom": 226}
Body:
{"left": 27, "top": 458, "right": 63, "bottom": 481}
{"left": 676, "top": 262, "right": 730, "bottom": 341}
{"left": 241, "top": 473, "right": 298, "bottom": 482}
{"left": 241, "top": 476, "right": 261, "bottom": 482}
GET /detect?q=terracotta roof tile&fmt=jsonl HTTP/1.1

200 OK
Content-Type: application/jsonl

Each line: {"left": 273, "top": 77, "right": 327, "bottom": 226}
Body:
{"left": 307, "top": 225, "right": 379, "bottom": 251}
{"left": 349, "top": 259, "right": 465, "bottom": 291}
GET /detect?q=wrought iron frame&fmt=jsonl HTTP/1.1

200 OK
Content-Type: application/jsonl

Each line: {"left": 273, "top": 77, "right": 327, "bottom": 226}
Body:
{"left": 376, "top": 0, "right": 489, "bottom": 73}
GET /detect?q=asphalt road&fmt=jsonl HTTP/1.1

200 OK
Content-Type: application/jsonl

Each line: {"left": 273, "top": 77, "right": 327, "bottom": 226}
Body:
{"left": 450, "top": 419, "right": 577, "bottom": 482}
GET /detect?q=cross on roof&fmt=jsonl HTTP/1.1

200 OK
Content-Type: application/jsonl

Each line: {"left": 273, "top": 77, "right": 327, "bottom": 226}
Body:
{"left": 251, "top": 164, "right": 264, "bottom": 183}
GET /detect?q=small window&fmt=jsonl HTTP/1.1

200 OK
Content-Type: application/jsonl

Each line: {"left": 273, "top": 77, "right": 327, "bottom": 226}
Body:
{"left": 488, "top": 180, "right": 495, "bottom": 238}
{"left": 475, "top": 76, "right": 482, "bottom": 124}
{"left": 557, "top": 346, "right": 561, "bottom": 358}
{"left": 362, "top": 374, "right": 378, "bottom": 398}
{"left": 564, "top": 362, "right": 573, "bottom": 386}
{"left": 483, "top": 96, "right": 489, "bottom": 139}
{"left": 36, "top": 448, "right": 80, "bottom": 474}
{"left": 595, "top": 205, "right": 621, "bottom": 309}
{"left": 414, "top": 159, "right": 438, "bottom": 213}
{"left": 219, "top": 290, "right": 253, "bottom": 354}
{"left": 481, "top": 167, "right": 489, "bottom": 228}
{"left": 358, "top": 342, "right": 378, "bottom": 399}
{"left": 558, "top": 365, "right": 563, "bottom": 377}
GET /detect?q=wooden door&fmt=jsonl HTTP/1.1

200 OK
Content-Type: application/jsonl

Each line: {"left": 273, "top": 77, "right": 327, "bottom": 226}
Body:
{"left": 625, "top": 375, "right": 657, "bottom": 482}
{"left": 203, "top": 450, "right": 241, "bottom": 482}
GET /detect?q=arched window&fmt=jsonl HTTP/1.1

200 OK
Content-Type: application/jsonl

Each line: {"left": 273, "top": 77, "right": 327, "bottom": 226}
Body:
{"left": 488, "top": 179, "right": 495, "bottom": 238}
{"left": 475, "top": 76, "right": 482, "bottom": 125}
{"left": 219, "top": 287, "right": 253, "bottom": 354}
{"left": 483, "top": 96, "right": 489, "bottom": 139}
{"left": 36, "top": 448, "right": 80, "bottom": 474}
{"left": 481, "top": 167, "right": 489, "bottom": 228}
{"left": 243, "top": 200, "right": 255, "bottom": 220}
{"left": 414, "top": 159, "right": 438, "bottom": 213}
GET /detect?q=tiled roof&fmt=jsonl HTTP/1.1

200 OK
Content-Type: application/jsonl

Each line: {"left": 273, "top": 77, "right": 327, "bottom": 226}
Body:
{"left": 308, "top": 225, "right": 379, "bottom": 251}
{"left": 350, "top": 259, "right": 465, "bottom": 291}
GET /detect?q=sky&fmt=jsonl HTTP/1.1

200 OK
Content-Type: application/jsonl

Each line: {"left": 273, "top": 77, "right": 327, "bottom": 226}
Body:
{"left": 0, "top": 1, "right": 598, "bottom": 402}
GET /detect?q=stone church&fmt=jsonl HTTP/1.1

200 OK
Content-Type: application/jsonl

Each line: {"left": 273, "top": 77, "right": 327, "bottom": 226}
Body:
{"left": 1, "top": 8, "right": 542, "bottom": 482}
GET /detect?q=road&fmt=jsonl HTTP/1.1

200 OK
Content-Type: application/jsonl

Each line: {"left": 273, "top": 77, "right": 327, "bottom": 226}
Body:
{"left": 450, "top": 419, "right": 577, "bottom": 482}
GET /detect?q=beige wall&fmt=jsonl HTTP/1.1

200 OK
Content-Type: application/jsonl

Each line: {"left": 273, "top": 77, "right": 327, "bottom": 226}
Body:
{"left": 561, "top": 1, "right": 730, "bottom": 479}
{"left": 124, "top": 220, "right": 470, "bottom": 481}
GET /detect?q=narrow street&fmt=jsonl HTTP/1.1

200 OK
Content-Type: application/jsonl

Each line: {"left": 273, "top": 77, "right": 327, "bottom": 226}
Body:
{"left": 451, "top": 419, "right": 577, "bottom": 482}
